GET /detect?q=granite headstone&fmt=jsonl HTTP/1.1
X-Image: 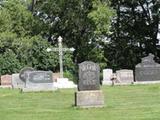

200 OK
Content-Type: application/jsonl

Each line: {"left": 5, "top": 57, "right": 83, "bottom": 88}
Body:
{"left": 19, "top": 67, "right": 35, "bottom": 82}
{"left": 12, "top": 73, "right": 25, "bottom": 89}
{"left": 78, "top": 61, "right": 100, "bottom": 91}
{"left": 135, "top": 53, "right": 160, "bottom": 81}
{"left": 22, "top": 71, "right": 56, "bottom": 92}
{"left": 116, "top": 69, "right": 134, "bottom": 84}
{"left": 0, "top": 75, "right": 12, "bottom": 86}
{"left": 75, "top": 61, "right": 104, "bottom": 108}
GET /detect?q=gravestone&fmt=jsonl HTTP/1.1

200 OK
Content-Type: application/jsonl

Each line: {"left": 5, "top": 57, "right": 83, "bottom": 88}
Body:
{"left": 12, "top": 74, "right": 25, "bottom": 89}
{"left": 135, "top": 53, "right": 160, "bottom": 81}
{"left": 75, "top": 61, "right": 104, "bottom": 108}
{"left": 12, "top": 67, "right": 35, "bottom": 89}
{"left": 116, "top": 69, "right": 134, "bottom": 84}
{"left": 19, "top": 67, "right": 35, "bottom": 82}
{"left": 78, "top": 61, "right": 100, "bottom": 91}
{"left": 22, "top": 71, "right": 56, "bottom": 92}
{"left": 0, "top": 75, "right": 12, "bottom": 86}
{"left": 102, "top": 69, "right": 113, "bottom": 85}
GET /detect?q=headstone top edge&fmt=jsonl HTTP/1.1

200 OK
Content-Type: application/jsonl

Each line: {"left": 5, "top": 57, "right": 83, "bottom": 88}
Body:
{"left": 136, "top": 53, "right": 160, "bottom": 68}
{"left": 116, "top": 69, "right": 133, "bottom": 72}
{"left": 79, "top": 61, "right": 99, "bottom": 65}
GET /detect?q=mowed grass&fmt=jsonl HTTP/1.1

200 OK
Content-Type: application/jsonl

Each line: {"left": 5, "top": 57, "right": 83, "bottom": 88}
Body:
{"left": 0, "top": 84, "right": 160, "bottom": 120}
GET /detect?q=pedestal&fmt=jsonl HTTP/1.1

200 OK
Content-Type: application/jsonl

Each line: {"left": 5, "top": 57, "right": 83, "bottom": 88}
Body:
{"left": 75, "top": 90, "right": 104, "bottom": 108}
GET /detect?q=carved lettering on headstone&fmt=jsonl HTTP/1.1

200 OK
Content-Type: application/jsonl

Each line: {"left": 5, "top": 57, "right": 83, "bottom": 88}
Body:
{"left": 22, "top": 71, "right": 55, "bottom": 92}
{"left": 28, "top": 71, "right": 53, "bottom": 83}
{"left": 116, "top": 69, "right": 134, "bottom": 84}
{"left": 78, "top": 61, "right": 100, "bottom": 91}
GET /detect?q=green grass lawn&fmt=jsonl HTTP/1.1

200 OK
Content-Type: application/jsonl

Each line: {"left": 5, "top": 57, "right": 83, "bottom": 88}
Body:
{"left": 1, "top": 84, "right": 160, "bottom": 120}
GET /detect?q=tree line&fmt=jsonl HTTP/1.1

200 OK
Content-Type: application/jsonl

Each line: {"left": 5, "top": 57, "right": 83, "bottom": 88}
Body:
{"left": 0, "top": 0, "right": 159, "bottom": 76}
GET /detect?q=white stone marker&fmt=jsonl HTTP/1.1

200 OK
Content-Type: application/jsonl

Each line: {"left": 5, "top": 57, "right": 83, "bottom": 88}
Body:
{"left": 116, "top": 69, "right": 134, "bottom": 84}
{"left": 102, "top": 69, "right": 113, "bottom": 85}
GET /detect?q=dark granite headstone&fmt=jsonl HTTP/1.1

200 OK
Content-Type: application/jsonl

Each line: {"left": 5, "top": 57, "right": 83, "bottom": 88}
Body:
{"left": 27, "top": 71, "right": 53, "bottom": 83}
{"left": 19, "top": 67, "right": 35, "bottom": 82}
{"left": 12, "top": 73, "right": 25, "bottom": 89}
{"left": 135, "top": 53, "right": 160, "bottom": 81}
{"left": 78, "top": 61, "right": 100, "bottom": 91}
{"left": 22, "top": 71, "right": 56, "bottom": 92}
{"left": 75, "top": 61, "right": 104, "bottom": 108}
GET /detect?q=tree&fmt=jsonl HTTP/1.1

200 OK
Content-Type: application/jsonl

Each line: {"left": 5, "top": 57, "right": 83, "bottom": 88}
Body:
{"left": 32, "top": 0, "right": 115, "bottom": 72}
{"left": 105, "top": 0, "right": 160, "bottom": 70}
{"left": 0, "top": 0, "right": 76, "bottom": 75}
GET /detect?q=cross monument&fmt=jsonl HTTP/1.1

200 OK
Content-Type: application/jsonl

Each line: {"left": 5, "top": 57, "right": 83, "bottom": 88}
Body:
{"left": 46, "top": 36, "right": 75, "bottom": 78}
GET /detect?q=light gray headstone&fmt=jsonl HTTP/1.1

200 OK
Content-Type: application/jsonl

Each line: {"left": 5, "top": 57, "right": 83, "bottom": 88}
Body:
{"left": 12, "top": 74, "right": 25, "bottom": 89}
{"left": 22, "top": 71, "right": 56, "bottom": 92}
{"left": 102, "top": 69, "right": 113, "bottom": 85}
{"left": 116, "top": 69, "right": 134, "bottom": 84}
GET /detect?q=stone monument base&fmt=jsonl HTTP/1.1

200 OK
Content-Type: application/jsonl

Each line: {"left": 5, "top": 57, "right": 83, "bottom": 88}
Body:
{"left": 54, "top": 78, "right": 77, "bottom": 88}
{"left": 0, "top": 85, "right": 12, "bottom": 88}
{"left": 22, "top": 87, "right": 57, "bottom": 92}
{"left": 75, "top": 90, "right": 104, "bottom": 108}
{"left": 22, "top": 83, "right": 57, "bottom": 92}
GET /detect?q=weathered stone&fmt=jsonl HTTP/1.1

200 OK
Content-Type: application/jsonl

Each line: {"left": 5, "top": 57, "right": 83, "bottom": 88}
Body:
{"left": 75, "top": 61, "right": 104, "bottom": 108}
{"left": 116, "top": 69, "right": 134, "bottom": 84}
{"left": 22, "top": 71, "right": 56, "bottom": 92}
{"left": 102, "top": 69, "right": 113, "bottom": 85}
{"left": 75, "top": 90, "right": 104, "bottom": 108}
{"left": 135, "top": 53, "right": 160, "bottom": 81}
{"left": 78, "top": 61, "right": 100, "bottom": 91}
{"left": 19, "top": 67, "right": 35, "bottom": 82}
{"left": 12, "top": 74, "right": 25, "bottom": 89}
{"left": 0, "top": 75, "right": 12, "bottom": 86}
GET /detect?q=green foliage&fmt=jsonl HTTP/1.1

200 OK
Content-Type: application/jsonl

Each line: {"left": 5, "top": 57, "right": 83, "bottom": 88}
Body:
{"left": 64, "top": 70, "right": 78, "bottom": 83}
{"left": 0, "top": 50, "right": 21, "bottom": 74}
{"left": 1, "top": 0, "right": 34, "bottom": 36}
{"left": 88, "top": 0, "right": 115, "bottom": 35}
{"left": 24, "top": 36, "right": 59, "bottom": 70}
{"left": 105, "top": 0, "right": 160, "bottom": 70}
{"left": 87, "top": 46, "right": 107, "bottom": 69}
{"left": 34, "top": 0, "right": 114, "bottom": 66}
{"left": 0, "top": 9, "right": 12, "bottom": 32}
{"left": 0, "top": 0, "right": 75, "bottom": 75}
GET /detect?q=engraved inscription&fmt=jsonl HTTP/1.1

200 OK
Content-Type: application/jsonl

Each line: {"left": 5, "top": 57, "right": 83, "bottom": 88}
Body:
{"left": 28, "top": 71, "right": 52, "bottom": 83}
{"left": 116, "top": 70, "right": 134, "bottom": 83}
{"left": 82, "top": 71, "right": 96, "bottom": 85}
{"left": 139, "top": 70, "right": 159, "bottom": 76}
{"left": 78, "top": 61, "right": 100, "bottom": 91}
{"left": 80, "top": 64, "right": 97, "bottom": 71}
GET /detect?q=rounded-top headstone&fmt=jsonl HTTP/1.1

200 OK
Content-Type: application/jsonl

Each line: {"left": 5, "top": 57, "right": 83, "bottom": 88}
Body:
{"left": 78, "top": 61, "right": 100, "bottom": 91}
{"left": 19, "top": 67, "right": 35, "bottom": 82}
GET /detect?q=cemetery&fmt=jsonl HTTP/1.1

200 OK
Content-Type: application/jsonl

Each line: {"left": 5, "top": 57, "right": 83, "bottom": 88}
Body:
{"left": 0, "top": 0, "right": 160, "bottom": 120}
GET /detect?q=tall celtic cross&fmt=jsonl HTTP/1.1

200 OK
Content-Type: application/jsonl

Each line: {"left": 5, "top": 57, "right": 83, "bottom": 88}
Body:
{"left": 47, "top": 36, "right": 75, "bottom": 78}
